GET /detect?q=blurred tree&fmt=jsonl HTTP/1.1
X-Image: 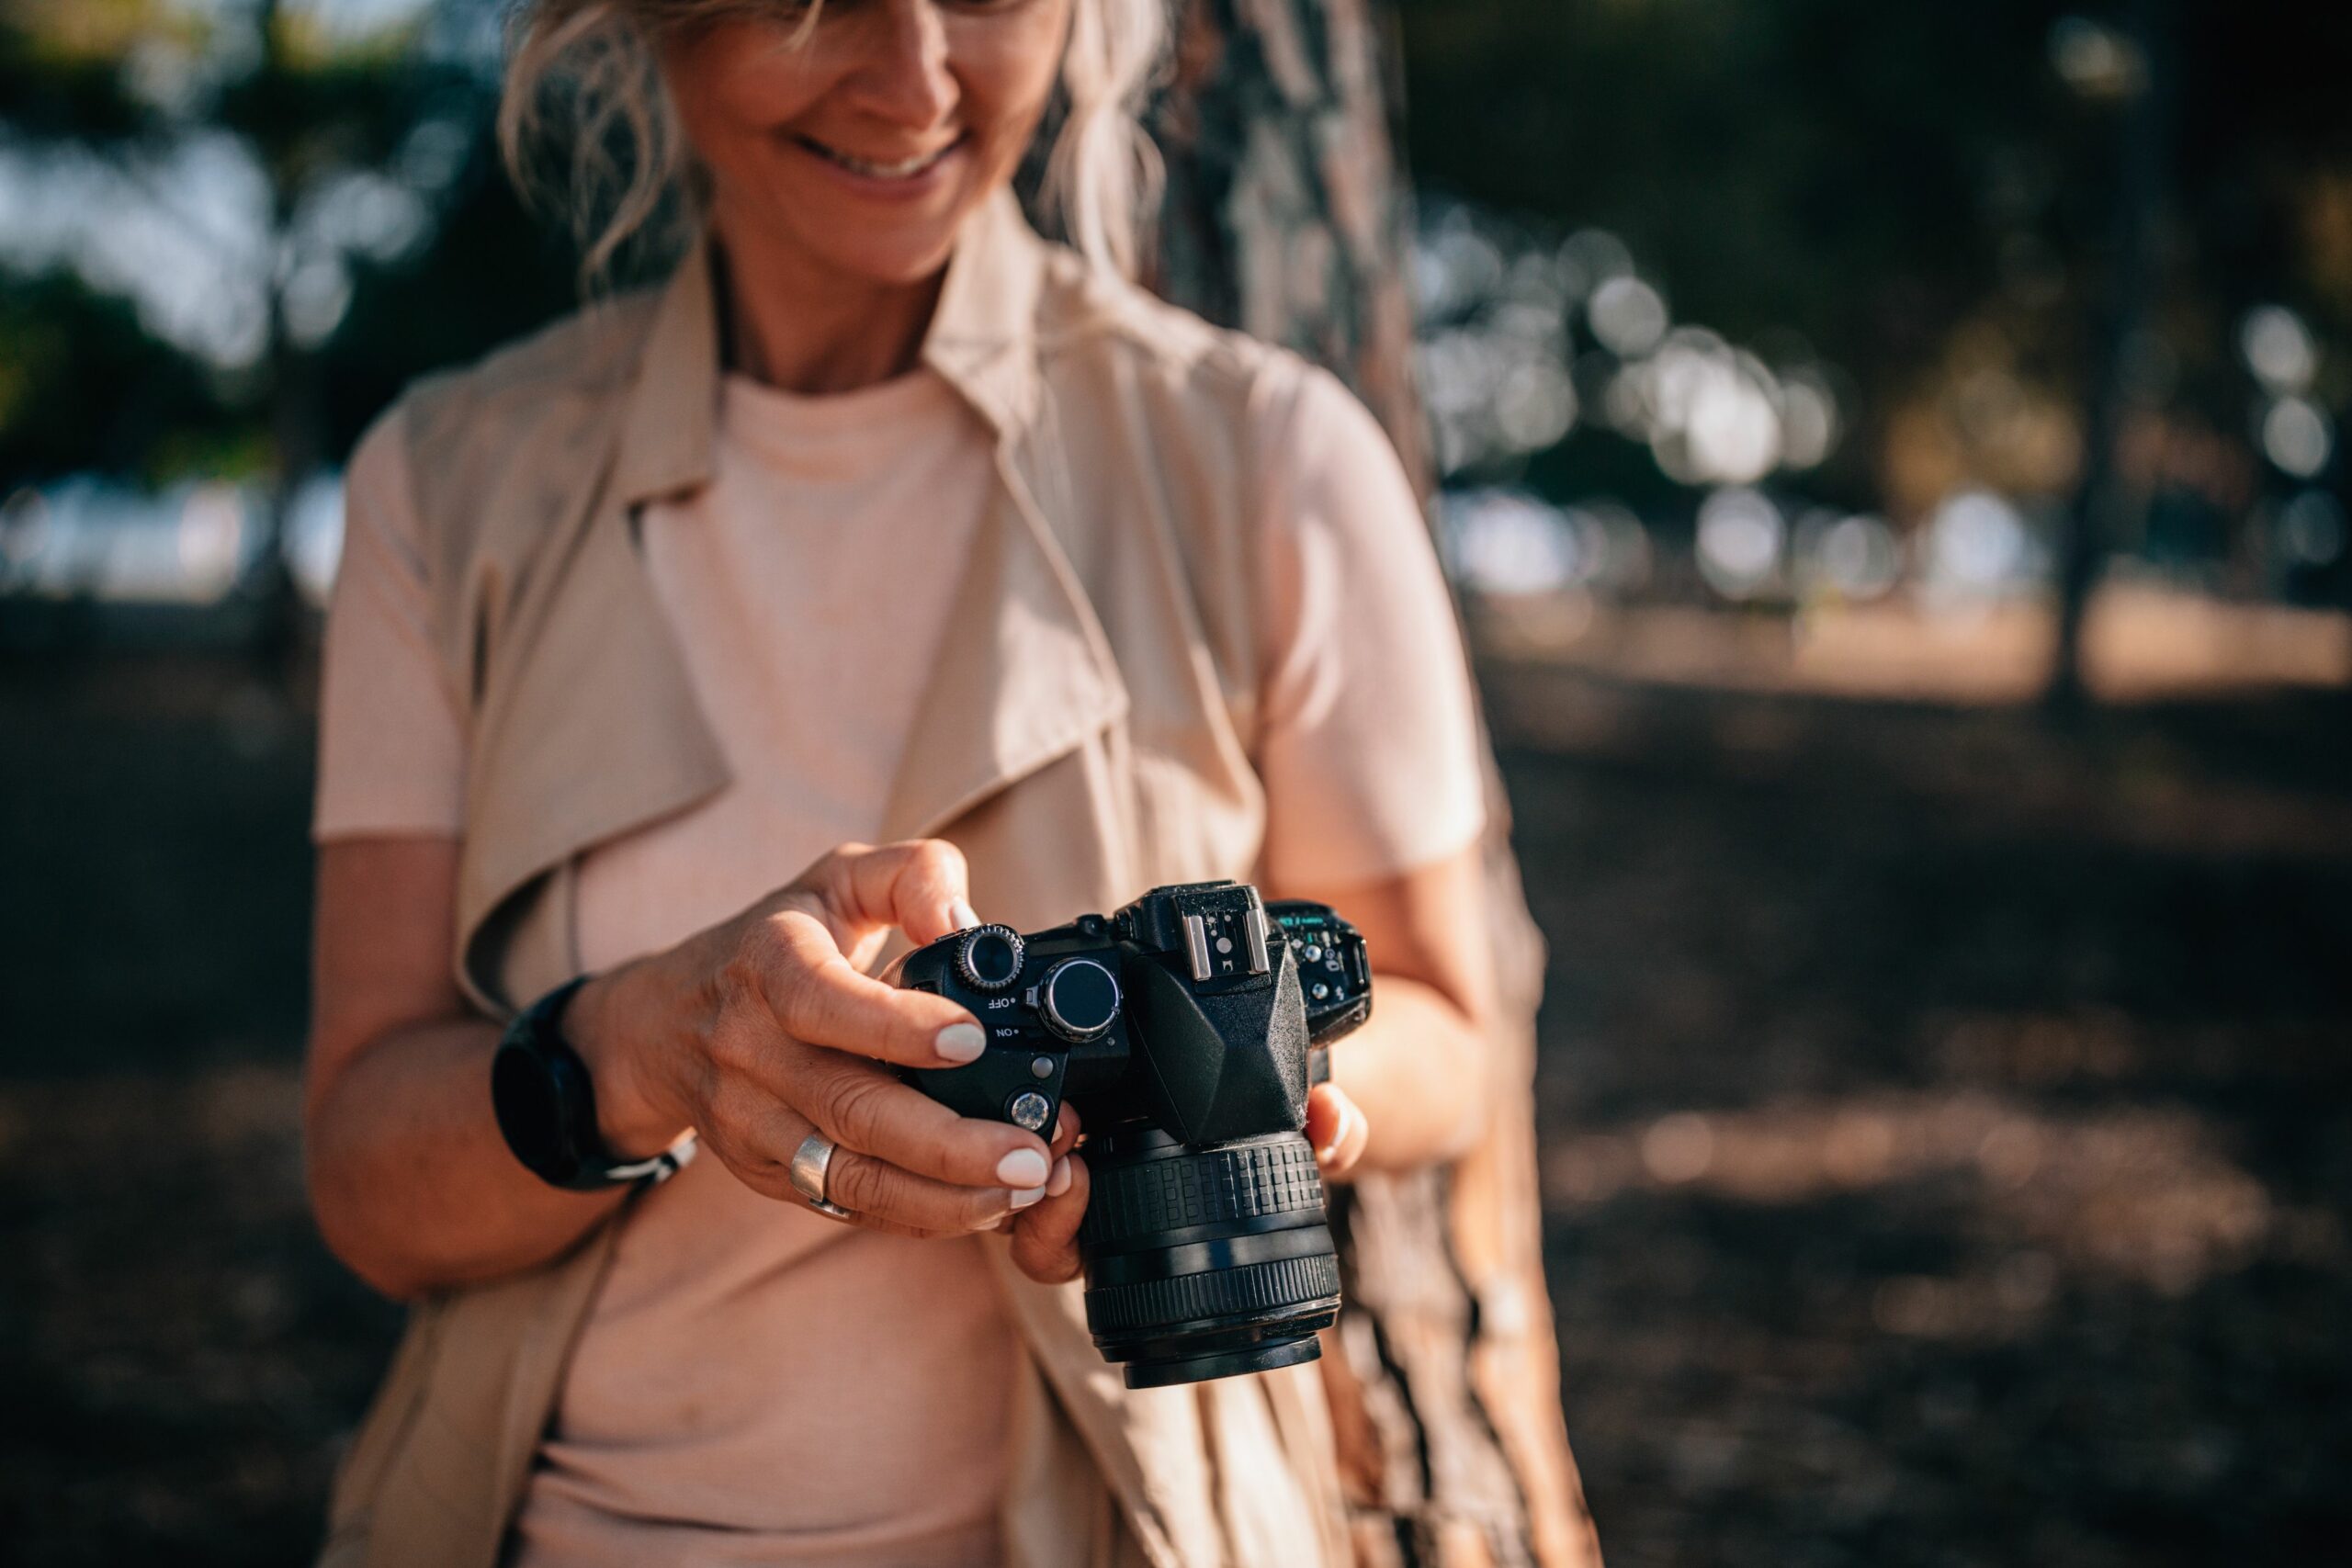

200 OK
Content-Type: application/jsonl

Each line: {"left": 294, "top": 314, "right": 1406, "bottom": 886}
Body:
{"left": 1137, "top": 6, "right": 1601, "bottom": 1565}
{"left": 1143, "top": 0, "right": 1429, "bottom": 486}
{"left": 0, "top": 0, "right": 565, "bottom": 654}
{"left": 1395, "top": 0, "right": 2352, "bottom": 615}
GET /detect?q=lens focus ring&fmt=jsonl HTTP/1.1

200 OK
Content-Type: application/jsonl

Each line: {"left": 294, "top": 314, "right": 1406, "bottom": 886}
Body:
{"left": 1083, "top": 1252, "right": 1341, "bottom": 1337}
{"left": 1080, "top": 1137, "right": 1326, "bottom": 1253}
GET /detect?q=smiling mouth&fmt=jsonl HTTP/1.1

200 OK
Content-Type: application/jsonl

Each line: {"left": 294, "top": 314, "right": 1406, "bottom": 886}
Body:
{"left": 796, "top": 133, "right": 965, "bottom": 180}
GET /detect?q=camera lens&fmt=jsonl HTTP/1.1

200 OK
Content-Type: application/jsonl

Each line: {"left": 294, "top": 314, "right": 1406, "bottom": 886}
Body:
{"left": 1077, "top": 1127, "right": 1341, "bottom": 1388}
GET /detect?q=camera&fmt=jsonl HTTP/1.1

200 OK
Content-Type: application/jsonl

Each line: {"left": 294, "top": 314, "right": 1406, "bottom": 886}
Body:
{"left": 889, "top": 881, "right": 1371, "bottom": 1388}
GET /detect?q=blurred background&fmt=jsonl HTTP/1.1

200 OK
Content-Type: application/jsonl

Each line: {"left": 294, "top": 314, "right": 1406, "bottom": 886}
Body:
{"left": 3, "top": 1, "right": 2347, "bottom": 1563}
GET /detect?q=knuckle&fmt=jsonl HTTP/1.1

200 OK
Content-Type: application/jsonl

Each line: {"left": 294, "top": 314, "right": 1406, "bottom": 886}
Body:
{"left": 810, "top": 844, "right": 872, "bottom": 901}
{"left": 769, "top": 957, "right": 841, "bottom": 1037}
{"left": 914, "top": 838, "right": 967, "bottom": 880}
{"left": 704, "top": 1014, "right": 763, "bottom": 1077}
{"left": 825, "top": 1072, "right": 893, "bottom": 1148}
{"left": 701, "top": 1081, "right": 765, "bottom": 1149}
{"left": 828, "top": 1153, "right": 891, "bottom": 1212}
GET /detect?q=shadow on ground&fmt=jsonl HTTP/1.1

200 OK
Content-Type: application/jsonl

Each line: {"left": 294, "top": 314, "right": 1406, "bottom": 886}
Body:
{"left": 3, "top": 653, "right": 2346, "bottom": 1565}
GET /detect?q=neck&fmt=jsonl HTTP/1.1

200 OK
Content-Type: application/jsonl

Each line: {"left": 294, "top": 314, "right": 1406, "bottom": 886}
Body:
{"left": 713, "top": 214, "right": 948, "bottom": 396}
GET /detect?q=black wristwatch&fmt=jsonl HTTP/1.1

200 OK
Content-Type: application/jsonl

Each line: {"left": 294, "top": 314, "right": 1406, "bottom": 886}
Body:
{"left": 491, "top": 976, "right": 697, "bottom": 1190}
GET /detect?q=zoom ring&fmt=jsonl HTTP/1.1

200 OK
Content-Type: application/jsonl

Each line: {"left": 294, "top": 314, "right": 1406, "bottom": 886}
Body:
{"left": 1080, "top": 1140, "right": 1327, "bottom": 1251}
{"left": 1084, "top": 1253, "right": 1342, "bottom": 1337}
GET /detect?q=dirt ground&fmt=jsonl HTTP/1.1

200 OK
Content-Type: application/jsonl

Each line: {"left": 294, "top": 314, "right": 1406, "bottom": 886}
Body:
{"left": 4, "top": 649, "right": 2347, "bottom": 1566}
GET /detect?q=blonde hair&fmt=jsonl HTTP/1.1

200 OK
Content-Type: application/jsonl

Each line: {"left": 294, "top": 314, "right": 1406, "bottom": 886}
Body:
{"left": 498, "top": 0, "right": 1171, "bottom": 290}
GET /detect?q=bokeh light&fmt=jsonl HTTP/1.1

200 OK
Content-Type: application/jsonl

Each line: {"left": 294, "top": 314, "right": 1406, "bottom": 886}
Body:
{"left": 1695, "top": 487, "right": 1786, "bottom": 600}
{"left": 2259, "top": 396, "right": 2335, "bottom": 479}
{"left": 2239, "top": 305, "right": 2320, "bottom": 394}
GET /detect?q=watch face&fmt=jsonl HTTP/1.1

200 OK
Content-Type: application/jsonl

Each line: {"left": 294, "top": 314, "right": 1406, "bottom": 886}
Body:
{"left": 492, "top": 1036, "right": 575, "bottom": 1183}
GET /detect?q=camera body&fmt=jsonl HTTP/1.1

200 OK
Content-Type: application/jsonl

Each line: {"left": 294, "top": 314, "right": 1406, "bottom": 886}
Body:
{"left": 892, "top": 881, "right": 1370, "bottom": 1387}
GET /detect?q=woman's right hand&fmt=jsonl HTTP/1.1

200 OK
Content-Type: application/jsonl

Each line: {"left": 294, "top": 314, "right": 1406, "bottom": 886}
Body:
{"left": 571, "top": 839, "right": 1076, "bottom": 1240}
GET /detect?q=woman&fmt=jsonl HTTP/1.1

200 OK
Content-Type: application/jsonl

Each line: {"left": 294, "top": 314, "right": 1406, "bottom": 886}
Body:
{"left": 304, "top": 1, "right": 1519, "bottom": 1563}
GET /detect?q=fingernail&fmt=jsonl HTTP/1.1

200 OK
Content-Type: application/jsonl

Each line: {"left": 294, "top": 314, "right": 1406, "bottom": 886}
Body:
{"left": 949, "top": 898, "right": 980, "bottom": 931}
{"left": 1321, "top": 1103, "right": 1363, "bottom": 1163}
{"left": 996, "top": 1147, "right": 1050, "bottom": 1187}
{"left": 936, "top": 1022, "right": 987, "bottom": 1063}
{"left": 1009, "top": 1185, "right": 1046, "bottom": 1210}
{"left": 1046, "top": 1155, "right": 1071, "bottom": 1197}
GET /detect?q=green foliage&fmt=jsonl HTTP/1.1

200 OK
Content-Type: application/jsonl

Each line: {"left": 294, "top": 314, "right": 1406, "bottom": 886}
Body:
{"left": 0, "top": 0, "right": 571, "bottom": 495}
{"left": 1396, "top": 0, "right": 2352, "bottom": 465}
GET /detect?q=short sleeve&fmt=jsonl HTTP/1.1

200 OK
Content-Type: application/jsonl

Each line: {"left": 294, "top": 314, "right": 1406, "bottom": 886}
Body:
{"left": 311, "top": 405, "right": 469, "bottom": 841}
{"left": 1252, "top": 360, "right": 1487, "bottom": 890}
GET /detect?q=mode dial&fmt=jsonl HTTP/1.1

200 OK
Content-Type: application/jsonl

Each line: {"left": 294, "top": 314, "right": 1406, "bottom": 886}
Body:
{"left": 955, "top": 925, "right": 1026, "bottom": 991}
{"left": 1038, "top": 958, "right": 1122, "bottom": 1043}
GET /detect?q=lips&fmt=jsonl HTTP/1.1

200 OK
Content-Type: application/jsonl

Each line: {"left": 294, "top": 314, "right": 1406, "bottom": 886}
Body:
{"left": 795, "top": 132, "right": 965, "bottom": 180}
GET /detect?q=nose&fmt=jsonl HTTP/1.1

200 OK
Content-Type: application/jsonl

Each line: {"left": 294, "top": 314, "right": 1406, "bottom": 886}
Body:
{"left": 844, "top": 0, "right": 959, "bottom": 131}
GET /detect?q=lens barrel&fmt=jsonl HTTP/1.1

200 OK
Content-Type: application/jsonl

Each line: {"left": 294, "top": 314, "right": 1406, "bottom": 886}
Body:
{"left": 1078, "top": 1126, "right": 1341, "bottom": 1388}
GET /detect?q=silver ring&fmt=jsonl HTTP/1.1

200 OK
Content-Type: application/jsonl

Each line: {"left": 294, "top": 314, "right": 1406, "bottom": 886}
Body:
{"left": 788, "top": 1131, "right": 854, "bottom": 1221}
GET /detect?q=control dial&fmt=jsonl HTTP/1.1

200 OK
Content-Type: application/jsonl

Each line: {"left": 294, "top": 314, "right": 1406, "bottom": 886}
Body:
{"left": 1038, "top": 957, "right": 1122, "bottom": 1043}
{"left": 955, "top": 925, "right": 1026, "bottom": 991}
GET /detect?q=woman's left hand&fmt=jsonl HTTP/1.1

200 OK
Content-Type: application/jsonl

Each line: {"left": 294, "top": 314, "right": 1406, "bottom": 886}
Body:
{"left": 1005, "top": 1081, "right": 1369, "bottom": 1286}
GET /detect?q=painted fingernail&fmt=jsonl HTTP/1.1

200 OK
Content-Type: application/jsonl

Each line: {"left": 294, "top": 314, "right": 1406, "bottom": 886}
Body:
{"left": 1009, "top": 1185, "right": 1046, "bottom": 1210}
{"left": 1046, "top": 1155, "right": 1071, "bottom": 1197}
{"left": 1322, "top": 1103, "right": 1364, "bottom": 1163}
{"left": 996, "top": 1147, "right": 1050, "bottom": 1187}
{"left": 936, "top": 1022, "right": 987, "bottom": 1063}
{"left": 1317, "top": 1106, "right": 1356, "bottom": 1163}
{"left": 949, "top": 898, "right": 980, "bottom": 931}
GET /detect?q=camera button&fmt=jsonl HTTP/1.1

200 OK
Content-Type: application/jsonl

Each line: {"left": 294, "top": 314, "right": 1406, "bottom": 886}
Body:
{"left": 956, "top": 925, "right": 1026, "bottom": 991}
{"left": 1039, "top": 957, "right": 1121, "bottom": 1043}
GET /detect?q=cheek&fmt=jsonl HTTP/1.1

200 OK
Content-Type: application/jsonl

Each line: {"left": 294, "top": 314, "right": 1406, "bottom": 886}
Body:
{"left": 662, "top": 24, "right": 828, "bottom": 152}
{"left": 954, "top": 6, "right": 1072, "bottom": 141}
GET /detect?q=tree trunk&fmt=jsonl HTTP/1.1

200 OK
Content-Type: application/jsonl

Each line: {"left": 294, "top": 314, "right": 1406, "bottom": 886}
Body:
{"left": 2050, "top": 0, "right": 2174, "bottom": 711}
{"left": 1143, "top": 0, "right": 1429, "bottom": 491}
{"left": 1135, "top": 6, "right": 1604, "bottom": 1563}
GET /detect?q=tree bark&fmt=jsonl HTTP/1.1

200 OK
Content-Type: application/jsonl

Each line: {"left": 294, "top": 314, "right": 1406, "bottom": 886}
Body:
{"left": 1135, "top": 6, "right": 1604, "bottom": 1563}
{"left": 1143, "top": 0, "right": 1429, "bottom": 491}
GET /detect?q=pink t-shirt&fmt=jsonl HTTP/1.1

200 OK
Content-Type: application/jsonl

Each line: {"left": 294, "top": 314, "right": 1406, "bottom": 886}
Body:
{"left": 314, "top": 354, "right": 1486, "bottom": 1565}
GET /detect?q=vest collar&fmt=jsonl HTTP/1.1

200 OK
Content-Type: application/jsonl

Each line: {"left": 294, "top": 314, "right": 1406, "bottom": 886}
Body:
{"left": 610, "top": 184, "right": 1050, "bottom": 506}
{"left": 490, "top": 180, "right": 1125, "bottom": 923}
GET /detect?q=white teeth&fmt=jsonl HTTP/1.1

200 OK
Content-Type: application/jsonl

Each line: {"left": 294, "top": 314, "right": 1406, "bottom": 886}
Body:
{"left": 810, "top": 140, "right": 954, "bottom": 179}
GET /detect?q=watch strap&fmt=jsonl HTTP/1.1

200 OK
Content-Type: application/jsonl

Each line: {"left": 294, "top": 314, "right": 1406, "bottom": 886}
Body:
{"left": 492, "top": 976, "right": 697, "bottom": 1190}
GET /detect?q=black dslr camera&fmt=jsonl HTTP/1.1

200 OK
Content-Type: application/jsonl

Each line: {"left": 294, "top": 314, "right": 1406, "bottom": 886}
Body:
{"left": 888, "top": 881, "right": 1370, "bottom": 1388}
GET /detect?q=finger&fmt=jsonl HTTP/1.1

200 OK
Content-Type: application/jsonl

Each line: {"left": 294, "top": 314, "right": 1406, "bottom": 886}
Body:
{"left": 751, "top": 908, "right": 991, "bottom": 1069}
{"left": 817, "top": 839, "right": 974, "bottom": 951}
{"left": 795, "top": 1053, "right": 1053, "bottom": 1189}
{"left": 1010, "top": 1152, "right": 1090, "bottom": 1284}
{"left": 695, "top": 1095, "right": 987, "bottom": 1241}
{"left": 1306, "top": 1082, "right": 1369, "bottom": 1178}
{"left": 825, "top": 1145, "right": 1043, "bottom": 1234}
{"left": 1046, "top": 1101, "right": 1082, "bottom": 1160}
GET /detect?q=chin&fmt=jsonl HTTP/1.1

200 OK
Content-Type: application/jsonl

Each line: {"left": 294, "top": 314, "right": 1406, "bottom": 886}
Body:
{"left": 741, "top": 192, "right": 972, "bottom": 287}
{"left": 819, "top": 231, "right": 963, "bottom": 286}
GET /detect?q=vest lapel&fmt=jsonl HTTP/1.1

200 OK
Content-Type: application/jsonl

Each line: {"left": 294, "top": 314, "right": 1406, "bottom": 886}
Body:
{"left": 452, "top": 254, "right": 730, "bottom": 1012}
{"left": 456, "top": 188, "right": 1134, "bottom": 1009}
{"left": 883, "top": 188, "right": 1128, "bottom": 844}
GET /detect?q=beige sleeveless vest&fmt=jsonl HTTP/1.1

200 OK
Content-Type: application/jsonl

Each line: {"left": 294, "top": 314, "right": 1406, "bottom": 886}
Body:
{"left": 315, "top": 186, "right": 1597, "bottom": 1568}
